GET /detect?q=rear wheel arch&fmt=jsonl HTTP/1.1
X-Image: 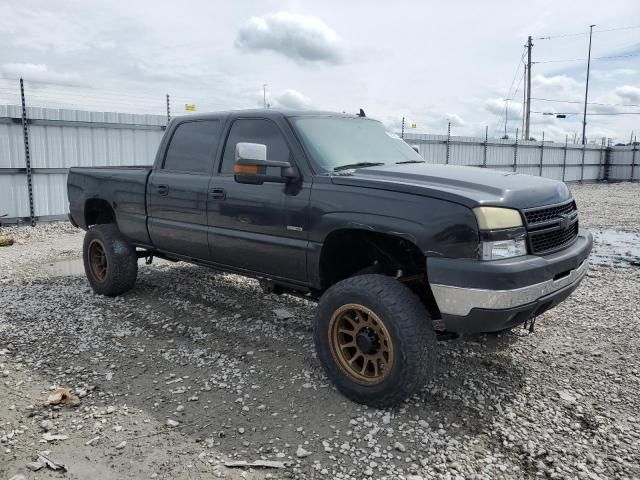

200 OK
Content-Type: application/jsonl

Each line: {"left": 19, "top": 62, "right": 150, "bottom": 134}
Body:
{"left": 84, "top": 198, "right": 116, "bottom": 227}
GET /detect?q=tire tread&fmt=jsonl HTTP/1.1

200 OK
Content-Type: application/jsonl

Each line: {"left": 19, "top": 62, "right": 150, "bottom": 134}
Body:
{"left": 313, "top": 274, "right": 437, "bottom": 407}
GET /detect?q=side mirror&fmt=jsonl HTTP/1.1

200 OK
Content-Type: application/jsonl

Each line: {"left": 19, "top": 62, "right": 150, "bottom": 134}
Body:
{"left": 234, "top": 142, "right": 297, "bottom": 184}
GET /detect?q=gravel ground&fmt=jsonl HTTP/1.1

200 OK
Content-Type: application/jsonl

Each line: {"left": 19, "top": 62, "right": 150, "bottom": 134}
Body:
{"left": 1, "top": 182, "right": 639, "bottom": 480}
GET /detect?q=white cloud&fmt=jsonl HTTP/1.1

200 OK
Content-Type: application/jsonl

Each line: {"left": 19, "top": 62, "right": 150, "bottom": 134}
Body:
{"left": 615, "top": 85, "right": 640, "bottom": 104}
{"left": 235, "top": 12, "right": 344, "bottom": 64}
{"left": 485, "top": 97, "right": 523, "bottom": 119}
{"left": 532, "top": 74, "right": 583, "bottom": 98}
{"left": 446, "top": 113, "right": 465, "bottom": 127}
{"left": 0, "top": 64, "right": 82, "bottom": 85}
{"left": 273, "top": 89, "right": 313, "bottom": 109}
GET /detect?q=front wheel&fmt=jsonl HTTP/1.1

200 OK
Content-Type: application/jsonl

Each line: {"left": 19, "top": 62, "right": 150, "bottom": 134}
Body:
{"left": 313, "top": 274, "right": 437, "bottom": 408}
{"left": 83, "top": 224, "right": 138, "bottom": 296}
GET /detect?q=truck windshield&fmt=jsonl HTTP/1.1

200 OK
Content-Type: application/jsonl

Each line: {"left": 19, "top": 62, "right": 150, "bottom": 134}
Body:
{"left": 290, "top": 117, "right": 423, "bottom": 172}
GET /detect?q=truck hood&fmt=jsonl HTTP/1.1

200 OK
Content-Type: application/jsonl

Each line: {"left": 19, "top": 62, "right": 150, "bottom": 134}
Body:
{"left": 329, "top": 163, "right": 571, "bottom": 209}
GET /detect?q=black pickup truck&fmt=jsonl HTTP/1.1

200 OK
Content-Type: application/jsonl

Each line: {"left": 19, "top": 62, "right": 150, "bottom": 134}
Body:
{"left": 68, "top": 110, "right": 592, "bottom": 406}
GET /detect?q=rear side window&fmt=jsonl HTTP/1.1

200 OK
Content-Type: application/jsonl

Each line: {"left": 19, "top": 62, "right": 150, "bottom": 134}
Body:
{"left": 163, "top": 120, "right": 220, "bottom": 173}
{"left": 220, "top": 119, "right": 290, "bottom": 174}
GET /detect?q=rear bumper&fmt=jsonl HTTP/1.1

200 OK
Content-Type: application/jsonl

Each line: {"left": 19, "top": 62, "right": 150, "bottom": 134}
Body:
{"left": 428, "top": 229, "right": 592, "bottom": 333}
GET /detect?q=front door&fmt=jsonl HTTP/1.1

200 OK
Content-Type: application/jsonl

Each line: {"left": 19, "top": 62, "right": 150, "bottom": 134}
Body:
{"left": 148, "top": 119, "right": 220, "bottom": 260}
{"left": 206, "top": 118, "right": 311, "bottom": 282}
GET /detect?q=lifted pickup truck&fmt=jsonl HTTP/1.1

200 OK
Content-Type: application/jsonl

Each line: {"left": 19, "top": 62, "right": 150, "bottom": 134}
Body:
{"left": 68, "top": 110, "right": 592, "bottom": 407}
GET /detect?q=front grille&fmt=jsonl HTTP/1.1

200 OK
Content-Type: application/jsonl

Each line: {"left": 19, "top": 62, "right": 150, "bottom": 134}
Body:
{"left": 524, "top": 201, "right": 576, "bottom": 224}
{"left": 530, "top": 222, "right": 579, "bottom": 254}
{"left": 524, "top": 200, "right": 579, "bottom": 255}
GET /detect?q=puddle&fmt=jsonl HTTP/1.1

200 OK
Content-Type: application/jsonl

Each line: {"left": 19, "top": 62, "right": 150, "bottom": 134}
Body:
{"left": 43, "top": 257, "right": 86, "bottom": 277}
{"left": 590, "top": 230, "right": 640, "bottom": 267}
{"left": 42, "top": 256, "right": 174, "bottom": 277}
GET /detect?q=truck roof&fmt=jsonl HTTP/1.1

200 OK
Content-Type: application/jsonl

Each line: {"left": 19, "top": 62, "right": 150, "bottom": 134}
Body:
{"left": 174, "top": 109, "right": 370, "bottom": 122}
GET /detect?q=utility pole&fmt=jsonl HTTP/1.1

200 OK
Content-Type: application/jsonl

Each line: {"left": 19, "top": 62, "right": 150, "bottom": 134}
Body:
{"left": 401, "top": 116, "right": 405, "bottom": 139}
{"left": 525, "top": 36, "right": 533, "bottom": 140}
{"left": 263, "top": 84, "right": 267, "bottom": 109}
{"left": 581, "top": 25, "right": 596, "bottom": 145}
{"left": 503, "top": 98, "right": 509, "bottom": 138}
{"left": 522, "top": 63, "right": 527, "bottom": 139}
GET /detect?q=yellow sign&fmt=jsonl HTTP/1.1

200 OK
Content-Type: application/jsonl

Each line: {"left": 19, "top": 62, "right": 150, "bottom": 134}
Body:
{"left": 184, "top": 104, "right": 196, "bottom": 111}
{"left": 411, "top": 123, "right": 417, "bottom": 128}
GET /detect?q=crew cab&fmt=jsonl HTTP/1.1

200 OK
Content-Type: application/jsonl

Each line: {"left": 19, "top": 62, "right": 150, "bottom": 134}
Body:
{"left": 67, "top": 110, "right": 592, "bottom": 406}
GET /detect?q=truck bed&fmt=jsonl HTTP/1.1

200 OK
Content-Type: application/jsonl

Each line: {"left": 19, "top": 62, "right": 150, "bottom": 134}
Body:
{"left": 67, "top": 166, "right": 153, "bottom": 245}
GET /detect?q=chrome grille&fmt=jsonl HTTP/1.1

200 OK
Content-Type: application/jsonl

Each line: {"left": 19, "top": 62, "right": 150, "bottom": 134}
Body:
{"left": 524, "top": 200, "right": 579, "bottom": 255}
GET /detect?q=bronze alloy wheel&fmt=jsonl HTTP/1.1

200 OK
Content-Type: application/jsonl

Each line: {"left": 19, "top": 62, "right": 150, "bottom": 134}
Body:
{"left": 88, "top": 239, "right": 108, "bottom": 282}
{"left": 329, "top": 303, "right": 395, "bottom": 385}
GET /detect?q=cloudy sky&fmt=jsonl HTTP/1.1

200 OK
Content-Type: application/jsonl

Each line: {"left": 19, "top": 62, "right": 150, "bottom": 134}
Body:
{"left": 0, "top": 0, "right": 638, "bottom": 142}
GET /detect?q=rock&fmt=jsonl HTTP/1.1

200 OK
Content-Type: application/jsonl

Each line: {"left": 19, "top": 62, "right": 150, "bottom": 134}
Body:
{"left": 557, "top": 390, "right": 577, "bottom": 403}
{"left": 26, "top": 461, "right": 43, "bottom": 471}
{"left": 40, "top": 419, "right": 54, "bottom": 431}
{"left": 225, "top": 460, "right": 287, "bottom": 469}
{"left": 296, "top": 445, "right": 312, "bottom": 458}
{"left": 394, "top": 441, "right": 406, "bottom": 452}
{"left": 115, "top": 441, "right": 127, "bottom": 450}
{"left": 273, "top": 308, "right": 293, "bottom": 320}
{"left": 42, "top": 432, "right": 68, "bottom": 441}
{"left": 166, "top": 419, "right": 180, "bottom": 427}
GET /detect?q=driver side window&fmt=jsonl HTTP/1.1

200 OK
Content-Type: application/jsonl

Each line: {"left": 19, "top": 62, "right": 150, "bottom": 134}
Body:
{"left": 220, "top": 119, "right": 291, "bottom": 175}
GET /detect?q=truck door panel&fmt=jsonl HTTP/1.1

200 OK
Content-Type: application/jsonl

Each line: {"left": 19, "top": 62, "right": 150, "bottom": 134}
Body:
{"left": 148, "top": 120, "right": 220, "bottom": 259}
{"left": 206, "top": 118, "right": 310, "bottom": 282}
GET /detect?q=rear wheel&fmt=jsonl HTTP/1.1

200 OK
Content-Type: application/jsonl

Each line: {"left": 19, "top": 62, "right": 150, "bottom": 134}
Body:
{"left": 314, "top": 274, "right": 437, "bottom": 407}
{"left": 83, "top": 224, "right": 137, "bottom": 296}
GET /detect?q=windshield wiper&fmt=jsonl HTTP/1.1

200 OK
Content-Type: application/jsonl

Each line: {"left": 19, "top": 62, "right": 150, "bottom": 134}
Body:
{"left": 333, "top": 162, "right": 385, "bottom": 172}
{"left": 395, "top": 160, "right": 426, "bottom": 164}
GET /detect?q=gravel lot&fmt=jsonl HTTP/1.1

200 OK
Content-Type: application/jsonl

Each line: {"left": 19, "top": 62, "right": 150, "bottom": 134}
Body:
{"left": 1, "top": 182, "right": 639, "bottom": 480}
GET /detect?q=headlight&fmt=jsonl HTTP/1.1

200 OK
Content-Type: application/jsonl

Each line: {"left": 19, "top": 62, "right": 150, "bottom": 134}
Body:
{"left": 480, "top": 239, "right": 527, "bottom": 260}
{"left": 473, "top": 207, "right": 523, "bottom": 230}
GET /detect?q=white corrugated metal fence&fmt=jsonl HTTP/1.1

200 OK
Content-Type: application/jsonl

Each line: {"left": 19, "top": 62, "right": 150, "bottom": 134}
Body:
{"left": 0, "top": 106, "right": 637, "bottom": 223}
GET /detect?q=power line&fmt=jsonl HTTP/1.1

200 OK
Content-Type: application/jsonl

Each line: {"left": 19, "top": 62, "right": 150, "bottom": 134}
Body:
{"left": 0, "top": 77, "right": 174, "bottom": 102}
{"left": 532, "top": 97, "right": 640, "bottom": 107}
{"left": 532, "top": 110, "right": 640, "bottom": 115}
{"left": 505, "top": 48, "right": 527, "bottom": 100}
{"left": 535, "top": 24, "right": 640, "bottom": 40}
{"left": 533, "top": 53, "right": 640, "bottom": 64}
{"left": 511, "top": 65, "right": 526, "bottom": 100}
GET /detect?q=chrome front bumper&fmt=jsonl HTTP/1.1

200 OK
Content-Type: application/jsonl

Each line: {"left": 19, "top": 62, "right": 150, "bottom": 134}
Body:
{"left": 431, "top": 259, "right": 589, "bottom": 317}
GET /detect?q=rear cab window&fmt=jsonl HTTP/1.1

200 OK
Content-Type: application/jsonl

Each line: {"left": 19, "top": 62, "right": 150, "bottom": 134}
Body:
{"left": 163, "top": 120, "right": 220, "bottom": 173}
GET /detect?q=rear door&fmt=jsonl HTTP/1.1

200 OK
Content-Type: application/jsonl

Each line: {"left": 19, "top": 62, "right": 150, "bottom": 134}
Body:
{"left": 206, "top": 117, "right": 311, "bottom": 282}
{"left": 148, "top": 119, "right": 220, "bottom": 260}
